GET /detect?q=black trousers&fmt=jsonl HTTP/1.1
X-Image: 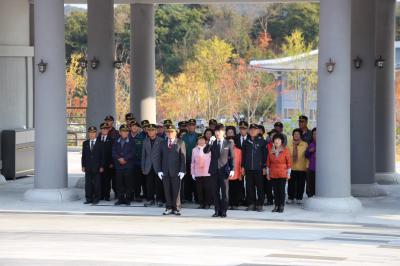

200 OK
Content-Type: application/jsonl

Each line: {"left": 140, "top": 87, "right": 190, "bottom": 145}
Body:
{"left": 196, "top": 176, "right": 213, "bottom": 206}
{"left": 212, "top": 170, "right": 229, "bottom": 215}
{"left": 271, "top": 178, "right": 287, "bottom": 207}
{"left": 229, "top": 179, "right": 242, "bottom": 207}
{"left": 245, "top": 170, "right": 265, "bottom": 207}
{"left": 183, "top": 163, "right": 197, "bottom": 202}
{"left": 264, "top": 177, "right": 274, "bottom": 203}
{"left": 163, "top": 175, "right": 181, "bottom": 211}
{"left": 101, "top": 167, "right": 115, "bottom": 199}
{"left": 288, "top": 170, "right": 307, "bottom": 200}
{"left": 306, "top": 170, "right": 316, "bottom": 197}
{"left": 85, "top": 171, "right": 101, "bottom": 202}
{"left": 146, "top": 167, "right": 165, "bottom": 202}
{"left": 116, "top": 168, "right": 134, "bottom": 202}
{"left": 132, "top": 165, "right": 146, "bottom": 199}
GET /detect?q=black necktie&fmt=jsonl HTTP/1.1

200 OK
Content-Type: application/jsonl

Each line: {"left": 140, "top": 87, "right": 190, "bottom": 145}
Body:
{"left": 90, "top": 140, "right": 94, "bottom": 151}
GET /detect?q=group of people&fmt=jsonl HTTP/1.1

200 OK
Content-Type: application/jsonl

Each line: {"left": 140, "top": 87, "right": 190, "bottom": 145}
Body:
{"left": 81, "top": 113, "right": 317, "bottom": 217}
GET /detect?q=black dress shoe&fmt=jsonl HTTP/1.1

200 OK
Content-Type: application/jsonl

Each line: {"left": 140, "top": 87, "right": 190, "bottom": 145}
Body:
{"left": 272, "top": 206, "right": 279, "bottom": 212}
{"left": 277, "top": 206, "right": 284, "bottom": 213}
{"left": 114, "top": 200, "right": 123, "bottom": 206}
{"left": 212, "top": 212, "right": 219, "bottom": 217}
{"left": 220, "top": 213, "right": 227, "bottom": 218}
{"left": 84, "top": 201, "right": 92, "bottom": 204}
{"left": 125, "top": 201, "right": 131, "bottom": 206}
{"left": 92, "top": 201, "right": 99, "bottom": 205}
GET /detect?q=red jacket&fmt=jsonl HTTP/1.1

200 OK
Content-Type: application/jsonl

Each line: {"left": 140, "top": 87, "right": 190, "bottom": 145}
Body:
{"left": 266, "top": 147, "right": 291, "bottom": 179}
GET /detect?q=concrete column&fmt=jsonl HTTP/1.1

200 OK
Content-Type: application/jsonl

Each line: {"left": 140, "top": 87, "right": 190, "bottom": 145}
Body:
{"left": 87, "top": 0, "right": 115, "bottom": 127}
{"left": 350, "top": 0, "right": 387, "bottom": 197}
{"left": 24, "top": 0, "right": 78, "bottom": 202}
{"left": 130, "top": 3, "right": 156, "bottom": 123}
{"left": 304, "top": 0, "right": 362, "bottom": 212}
{"left": 375, "top": 0, "right": 399, "bottom": 184}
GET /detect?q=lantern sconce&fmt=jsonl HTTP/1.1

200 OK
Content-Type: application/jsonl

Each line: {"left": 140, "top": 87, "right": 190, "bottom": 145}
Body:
{"left": 353, "top": 56, "right": 362, "bottom": 69}
{"left": 325, "top": 58, "right": 336, "bottom": 74}
{"left": 37, "top": 59, "right": 48, "bottom": 73}
{"left": 79, "top": 57, "right": 88, "bottom": 69}
{"left": 113, "top": 59, "right": 123, "bottom": 69}
{"left": 90, "top": 57, "right": 99, "bottom": 69}
{"left": 375, "top": 55, "right": 384, "bottom": 69}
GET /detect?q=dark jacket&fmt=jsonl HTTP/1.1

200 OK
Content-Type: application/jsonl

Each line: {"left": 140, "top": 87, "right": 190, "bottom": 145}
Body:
{"left": 129, "top": 132, "right": 145, "bottom": 166}
{"left": 141, "top": 136, "right": 162, "bottom": 175}
{"left": 108, "top": 127, "right": 120, "bottom": 140}
{"left": 241, "top": 136, "right": 267, "bottom": 171}
{"left": 182, "top": 131, "right": 200, "bottom": 164}
{"left": 204, "top": 138, "right": 234, "bottom": 176}
{"left": 159, "top": 138, "right": 186, "bottom": 177}
{"left": 81, "top": 139, "right": 104, "bottom": 173}
{"left": 97, "top": 134, "right": 114, "bottom": 168}
{"left": 234, "top": 133, "right": 250, "bottom": 150}
{"left": 112, "top": 137, "right": 135, "bottom": 170}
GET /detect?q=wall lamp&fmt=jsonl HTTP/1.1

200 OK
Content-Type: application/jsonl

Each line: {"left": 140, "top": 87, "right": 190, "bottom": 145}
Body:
{"left": 37, "top": 59, "right": 48, "bottom": 73}
{"left": 325, "top": 58, "right": 336, "bottom": 74}
{"left": 375, "top": 56, "right": 384, "bottom": 68}
{"left": 353, "top": 56, "right": 362, "bottom": 69}
{"left": 90, "top": 57, "right": 99, "bottom": 69}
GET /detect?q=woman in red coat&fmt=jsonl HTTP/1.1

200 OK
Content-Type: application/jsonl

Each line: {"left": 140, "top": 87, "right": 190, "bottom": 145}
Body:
{"left": 266, "top": 133, "right": 292, "bottom": 213}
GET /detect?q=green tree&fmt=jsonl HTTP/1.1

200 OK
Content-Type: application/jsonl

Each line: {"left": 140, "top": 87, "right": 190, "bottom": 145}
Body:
{"left": 65, "top": 10, "right": 88, "bottom": 61}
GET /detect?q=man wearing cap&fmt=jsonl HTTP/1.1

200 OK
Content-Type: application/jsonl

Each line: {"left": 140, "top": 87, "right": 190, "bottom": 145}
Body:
{"left": 104, "top": 115, "right": 120, "bottom": 140}
{"left": 181, "top": 119, "right": 200, "bottom": 203}
{"left": 241, "top": 123, "right": 268, "bottom": 212}
{"left": 208, "top": 119, "right": 218, "bottom": 132}
{"left": 272, "top": 121, "right": 287, "bottom": 145}
{"left": 112, "top": 124, "right": 135, "bottom": 205}
{"left": 158, "top": 124, "right": 186, "bottom": 215}
{"left": 82, "top": 126, "right": 104, "bottom": 205}
{"left": 298, "top": 115, "right": 312, "bottom": 144}
{"left": 97, "top": 122, "right": 115, "bottom": 201}
{"left": 178, "top": 121, "right": 187, "bottom": 132}
{"left": 129, "top": 120, "right": 146, "bottom": 202}
{"left": 204, "top": 124, "right": 235, "bottom": 218}
{"left": 125, "top": 113, "right": 135, "bottom": 124}
{"left": 140, "top": 120, "right": 150, "bottom": 139}
{"left": 142, "top": 124, "right": 164, "bottom": 207}
{"left": 235, "top": 121, "right": 249, "bottom": 150}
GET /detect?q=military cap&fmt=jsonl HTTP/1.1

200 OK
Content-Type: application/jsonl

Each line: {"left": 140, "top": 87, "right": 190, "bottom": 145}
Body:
{"left": 187, "top": 119, "right": 196, "bottom": 125}
{"left": 249, "top": 123, "right": 259, "bottom": 130}
{"left": 141, "top": 120, "right": 150, "bottom": 128}
{"left": 299, "top": 115, "right": 308, "bottom": 122}
{"left": 104, "top": 115, "right": 114, "bottom": 121}
{"left": 119, "top": 124, "right": 130, "bottom": 132}
{"left": 215, "top": 123, "right": 225, "bottom": 131}
{"left": 87, "top": 126, "right": 97, "bottom": 132}
{"left": 163, "top": 119, "right": 173, "bottom": 125}
{"left": 178, "top": 121, "right": 187, "bottom": 127}
{"left": 100, "top": 122, "right": 109, "bottom": 129}
{"left": 125, "top": 113, "right": 135, "bottom": 121}
{"left": 147, "top": 124, "right": 157, "bottom": 130}
{"left": 209, "top": 119, "right": 218, "bottom": 125}
{"left": 238, "top": 121, "right": 249, "bottom": 129}
{"left": 129, "top": 120, "right": 140, "bottom": 127}
{"left": 274, "top": 121, "right": 284, "bottom": 128}
{"left": 165, "top": 124, "right": 177, "bottom": 132}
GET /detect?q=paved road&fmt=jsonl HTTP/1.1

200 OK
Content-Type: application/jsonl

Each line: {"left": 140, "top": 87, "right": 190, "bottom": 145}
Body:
{"left": 0, "top": 212, "right": 399, "bottom": 265}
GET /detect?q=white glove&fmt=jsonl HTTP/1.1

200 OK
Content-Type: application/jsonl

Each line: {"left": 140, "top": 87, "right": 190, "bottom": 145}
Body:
{"left": 287, "top": 168, "right": 292, "bottom": 178}
{"left": 192, "top": 175, "right": 196, "bottom": 181}
{"left": 158, "top": 172, "right": 164, "bottom": 180}
{"left": 209, "top": 136, "right": 216, "bottom": 144}
{"left": 229, "top": 171, "right": 235, "bottom": 178}
{"left": 178, "top": 172, "right": 185, "bottom": 180}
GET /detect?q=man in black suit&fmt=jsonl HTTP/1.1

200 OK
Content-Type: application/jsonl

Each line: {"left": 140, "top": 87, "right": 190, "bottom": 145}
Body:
{"left": 204, "top": 124, "right": 235, "bottom": 218}
{"left": 97, "top": 122, "right": 115, "bottom": 201}
{"left": 142, "top": 124, "right": 164, "bottom": 207}
{"left": 158, "top": 124, "right": 186, "bottom": 216}
{"left": 82, "top": 126, "right": 104, "bottom": 205}
{"left": 234, "top": 121, "right": 249, "bottom": 150}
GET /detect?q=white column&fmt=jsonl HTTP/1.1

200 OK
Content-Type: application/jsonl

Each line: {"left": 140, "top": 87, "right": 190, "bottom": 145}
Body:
{"left": 87, "top": 0, "right": 115, "bottom": 127}
{"left": 375, "top": 0, "right": 399, "bottom": 184}
{"left": 304, "top": 0, "right": 362, "bottom": 212}
{"left": 350, "top": 0, "right": 386, "bottom": 196}
{"left": 130, "top": 3, "right": 156, "bottom": 123}
{"left": 24, "top": 0, "right": 78, "bottom": 202}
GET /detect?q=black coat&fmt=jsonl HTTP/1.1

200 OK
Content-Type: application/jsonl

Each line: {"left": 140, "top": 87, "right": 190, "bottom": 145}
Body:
{"left": 159, "top": 138, "right": 186, "bottom": 177}
{"left": 97, "top": 135, "right": 114, "bottom": 168}
{"left": 234, "top": 133, "right": 250, "bottom": 150}
{"left": 81, "top": 139, "right": 104, "bottom": 173}
{"left": 241, "top": 136, "right": 267, "bottom": 171}
{"left": 204, "top": 138, "right": 234, "bottom": 176}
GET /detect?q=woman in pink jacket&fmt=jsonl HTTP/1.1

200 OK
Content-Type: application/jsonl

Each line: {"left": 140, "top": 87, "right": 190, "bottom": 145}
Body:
{"left": 191, "top": 136, "right": 212, "bottom": 209}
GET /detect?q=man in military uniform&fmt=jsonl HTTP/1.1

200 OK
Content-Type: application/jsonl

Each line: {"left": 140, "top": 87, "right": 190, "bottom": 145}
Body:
{"left": 129, "top": 120, "right": 146, "bottom": 202}
{"left": 235, "top": 121, "right": 249, "bottom": 149}
{"left": 125, "top": 113, "right": 135, "bottom": 124}
{"left": 140, "top": 120, "right": 150, "bottom": 139}
{"left": 208, "top": 119, "right": 218, "bottom": 132}
{"left": 181, "top": 118, "right": 200, "bottom": 203}
{"left": 112, "top": 124, "right": 135, "bottom": 205}
{"left": 104, "top": 115, "right": 120, "bottom": 140}
{"left": 158, "top": 124, "right": 186, "bottom": 215}
{"left": 97, "top": 122, "right": 115, "bottom": 201}
{"left": 142, "top": 124, "right": 164, "bottom": 207}
{"left": 178, "top": 121, "right": 187, "bottom": 131}
{"left": 82, "top": 126, "right": 104, "bottom": 205}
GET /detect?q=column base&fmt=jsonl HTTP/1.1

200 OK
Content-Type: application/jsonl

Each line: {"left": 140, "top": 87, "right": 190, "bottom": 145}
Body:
{"left": 24, "top": 188, "right": 80, "bottom": 203}
{"left": 75, "top": 177, "right": 85, "bottom": 189}
{"left": 375, "top": 172, "right": 400, "bottom": 185}
{"left": 303, "top": 196, "right": 362, "bottom": 213}
{"left": 0, "top": 174, "right": 6, "bottom": 184}
{"left": 351, "top": 183, "right": 388, "bottom": 197}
